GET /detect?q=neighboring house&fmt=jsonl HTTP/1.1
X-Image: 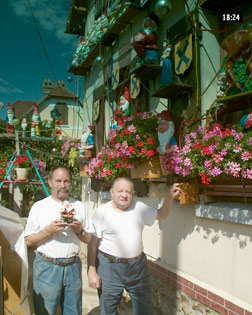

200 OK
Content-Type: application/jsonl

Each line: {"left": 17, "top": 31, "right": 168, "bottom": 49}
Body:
{"left": 12, "top": 79, "right": 83, "bottom": 139}
{"left": 66, "top": 1, "right": 252, "bottom": 314}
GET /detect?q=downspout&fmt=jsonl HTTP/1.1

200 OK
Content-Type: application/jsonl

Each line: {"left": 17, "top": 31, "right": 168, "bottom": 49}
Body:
{"left": 192, "top": 10, "right": 201, "bottom": 116}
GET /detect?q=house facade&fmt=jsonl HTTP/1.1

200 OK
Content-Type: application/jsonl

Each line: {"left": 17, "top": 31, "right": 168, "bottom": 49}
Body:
{"left": 66, "top": 1, "right": 252, "bottom": 314}
{"left": 12, "top": 79, "right": 83, "bottom": 139}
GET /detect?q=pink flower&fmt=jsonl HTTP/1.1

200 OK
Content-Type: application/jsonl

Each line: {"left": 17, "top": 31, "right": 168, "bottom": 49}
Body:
{"left": 210, "top": 167, "right": 222, "bottom": 177}
{"left": 246, "top": 169, "right": 252, "bottom": 179}
{"left": 233, "top": 144, "right": 242, "bottom": 153}
{"left": 127, "top": 124, "right": 136, "bottom": 133}
{"left": 241, "top": 151, "right": 251, "bottom": 161}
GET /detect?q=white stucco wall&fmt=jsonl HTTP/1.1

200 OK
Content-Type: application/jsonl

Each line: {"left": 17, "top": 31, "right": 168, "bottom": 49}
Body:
{"left": 80, "top": 0, "right": 252, "bottom": 311}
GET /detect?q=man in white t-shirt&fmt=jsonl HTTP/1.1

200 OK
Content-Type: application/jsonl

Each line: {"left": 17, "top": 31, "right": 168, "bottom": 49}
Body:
{"left": 88, "top": 177, "right": 180, "bottom": 315}
{"left": 25, "top": 166, "right": 94, "bottom": 315}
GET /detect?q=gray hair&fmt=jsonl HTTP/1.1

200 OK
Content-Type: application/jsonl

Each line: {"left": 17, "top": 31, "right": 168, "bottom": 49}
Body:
{"left": 48, "top": 165, "right": 72, "bottom": 181}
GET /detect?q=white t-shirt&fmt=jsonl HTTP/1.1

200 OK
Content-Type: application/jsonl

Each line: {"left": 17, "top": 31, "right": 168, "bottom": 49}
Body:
{"left": 93, "top": 200, "right": 157, "bottom": 258}
{"left": 25, "top": 196, "right": 94, "bottom": 258}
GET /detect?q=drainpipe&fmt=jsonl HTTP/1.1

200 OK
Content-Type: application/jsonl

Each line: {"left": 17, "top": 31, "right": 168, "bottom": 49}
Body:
{"left": 192, "top": 10, "right": 201, "bottom": 116}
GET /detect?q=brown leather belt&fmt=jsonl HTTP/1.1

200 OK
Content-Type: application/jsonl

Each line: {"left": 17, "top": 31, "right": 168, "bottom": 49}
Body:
{"left": 38, "top": 252, "right": 78, "bottom": 266}
{"left": 98, "top": 250, "right": 144, "bottom": 263}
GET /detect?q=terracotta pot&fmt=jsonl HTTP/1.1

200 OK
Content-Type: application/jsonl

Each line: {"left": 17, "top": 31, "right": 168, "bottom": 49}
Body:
{"left": 15, "top": 168, "right": 29, "bottom": 181}
{"left": 178, "top": 182, "right": 199, "bottom": 204}
{"left": 131, "top": 157, "right": 163, "bottom": 179}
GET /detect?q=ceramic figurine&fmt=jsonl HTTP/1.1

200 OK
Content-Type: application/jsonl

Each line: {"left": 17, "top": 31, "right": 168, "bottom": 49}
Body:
{"left": 222, "top": 24, "right": 252, "bottom": 92}
{"left": 131, "top": 11, "right": 159, "bottom": 63}
{"left": 157, "top": 110, "right": 177, "bottom": 155}
{"left": 159, "top": 40, "right": 173, "bottom": 86}
{"left": 79, "top": 125, "right": 95, "bottom": 159}
{"left": 6, "top": 101, "right": 15, "bottom": 134}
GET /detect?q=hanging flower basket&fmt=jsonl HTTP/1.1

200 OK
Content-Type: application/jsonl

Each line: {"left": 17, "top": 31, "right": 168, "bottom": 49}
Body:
{"left": 15, "top": 168, "right": 30, "bottom": 182}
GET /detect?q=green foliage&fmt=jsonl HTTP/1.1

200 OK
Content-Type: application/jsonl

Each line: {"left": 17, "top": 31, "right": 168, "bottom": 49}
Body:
{"left": 0, "top": 121, "right": 82, "bottom": 211}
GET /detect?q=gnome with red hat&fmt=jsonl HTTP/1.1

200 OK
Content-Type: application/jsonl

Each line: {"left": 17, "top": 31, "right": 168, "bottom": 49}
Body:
{"left": 157, "top": 110, "right": 177, "bottom": 155}
{"left": 32, "top": 102, "right": 40, "bottom": 136}
{"left": 119, "top": 86, "right": 131, "bottom": 117}
{"left": 6, "top": 101, "right": 16, "bottom": 134}
{"left": 111, "top": 87, "right": 131, "bottom": 130}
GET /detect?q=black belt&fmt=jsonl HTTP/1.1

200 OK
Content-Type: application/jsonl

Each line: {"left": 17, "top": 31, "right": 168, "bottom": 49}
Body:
{"left": 38, "top": 252, "right": 78, "bottom": 267}
{"left": 98, "top": 250, "right": 144, "bottom": 263}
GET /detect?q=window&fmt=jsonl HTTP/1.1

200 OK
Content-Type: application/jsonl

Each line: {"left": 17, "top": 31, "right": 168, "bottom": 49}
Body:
{"left": 56, "top": 102, "right": 68, "bottom": 125}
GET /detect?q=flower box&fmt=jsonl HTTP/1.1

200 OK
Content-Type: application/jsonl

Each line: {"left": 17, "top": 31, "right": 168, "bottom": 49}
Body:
{"left": 177, "top": 182, "right": 199, "bottom": 204}
{"left": 199, "top": 176, "right": 252, "bottom": 203}
{"left": 131, "top": 157, "right": 163, "bottom": 179}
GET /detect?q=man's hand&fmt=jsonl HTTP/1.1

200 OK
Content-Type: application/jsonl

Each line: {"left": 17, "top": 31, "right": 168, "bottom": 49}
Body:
{"left": 68, "top": 219, "right": 82, "bottom": 235}
{"left": 169, "top": 183, "right": 181, "bottom": 199}
{"left": 46, "top": 219, "right": 68, "bottom": 233}
{"left": 25, "top": 219, "right": 67, "bottom": 247}
{"left": 88, "top": 268, "right": 101, "bottom": 289}
{"left": 156, "top": 183, "right": 182, "bottom": 220}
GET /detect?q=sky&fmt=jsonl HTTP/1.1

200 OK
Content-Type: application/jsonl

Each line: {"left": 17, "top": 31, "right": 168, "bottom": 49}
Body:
{"left": 0, "top": 0, "right": 80, "bottom": 120}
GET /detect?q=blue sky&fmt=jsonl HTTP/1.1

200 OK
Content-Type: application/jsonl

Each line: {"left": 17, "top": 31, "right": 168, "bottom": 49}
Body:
{"left": 0, "top": 0, "right": 79, "bottom": 119}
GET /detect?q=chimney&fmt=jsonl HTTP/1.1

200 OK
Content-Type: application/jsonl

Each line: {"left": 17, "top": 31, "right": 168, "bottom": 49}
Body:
{"left": 42, "top": 79, "right": 53, "bottom": 96}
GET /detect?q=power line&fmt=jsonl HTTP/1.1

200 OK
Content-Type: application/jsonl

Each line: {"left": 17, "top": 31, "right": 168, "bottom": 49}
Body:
{"left": 27, "top": 0, "right": 58, "bottom": 82}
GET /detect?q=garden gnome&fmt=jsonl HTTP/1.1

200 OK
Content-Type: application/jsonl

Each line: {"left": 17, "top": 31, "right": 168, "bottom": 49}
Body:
{"left": 157, "top": 110, "right": 177, "bottom": 155}
{"left": 159, "top": 41, "right": 173, "bottom": 86}
{"left": 131, "top": 11, "right": 159, "bottom": 63}
{"left": 21, "top": 118, "right": 28, "bottom": 137}
{"left": 119, "top": 86, "right": 131, "bottom": 116}
{"left": 31, "top": 122, "right": 36, "bottom": 137}
{"left": 111, "top": 87, "right": 131, "bottom": 130}
{"left": 6, "top": 101, "right": 15, "bottom": 134}
{"left": 79, "top": 125, "right": 95, "bottom": 159}
{"left": 32, "top": 102, "right": 40, "bottom": 136}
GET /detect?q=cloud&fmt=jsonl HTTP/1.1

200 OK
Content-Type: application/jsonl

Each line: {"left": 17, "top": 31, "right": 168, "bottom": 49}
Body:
{"left": 8, "top": 0, "right": 76, "bottom": 45}
{"left": 0, "top": 78, "right": 24, "bottom": 96}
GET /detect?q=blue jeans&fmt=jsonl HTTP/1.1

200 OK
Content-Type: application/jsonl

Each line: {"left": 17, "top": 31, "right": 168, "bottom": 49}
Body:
{"left": 33, "top": 253, "right": 82, "bottom": 315}
{"left": 97, "top": 251, "right": 153, "bottom": 315}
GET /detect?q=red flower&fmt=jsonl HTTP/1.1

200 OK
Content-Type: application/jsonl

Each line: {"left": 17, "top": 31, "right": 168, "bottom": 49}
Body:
{"left": 137, "top": 141, "right": 143, "bottom": 147}
{"left": 221, "top": 129, "right": 231, "bottom": 137}
{"left": 127, "top": 146, "right": 135, "bottom": 153}
{"left": 124, "top": 128, "right": 130, "bottom": 134}
{"left": 146, "top": 150, "right": 155, "bottom": 157}
{"left": 140, "top": 148, "right": 147, "bottom": 154}
{"left": 147, "top": 137, "right": 154, "bottom": 145}
{"left": 120, "top": 131, "right": 124, "bottom": 138}
{"left": 115, "top": 162, "right": 123, "bottom": 168}
{"left": 105, "top": 170, "right": 112, "bottom": 175}
{"left": 200, "top": 173, "right": 211, "bottom": 184}
{"left": 201, "top": 146, "right": 212, "bottom": 155}
{"left": 194, "top": 140, "right": 202, "bottom": 149}
{"left": 136, "top": 112, "right": 142, "bottom": 116}
{"left": 107, "top": 155, "right": 112, "bottom": 161}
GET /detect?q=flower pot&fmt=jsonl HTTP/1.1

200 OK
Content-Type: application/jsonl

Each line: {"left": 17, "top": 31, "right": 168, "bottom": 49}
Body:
{"left": 15, "top": 168, "right": 29, "bottom": 182}
{"left": 178, "top": 182, "right": 199, "bottom": 204}
{"left": 131, "top": 157, "right": 163, "bottom": 179}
